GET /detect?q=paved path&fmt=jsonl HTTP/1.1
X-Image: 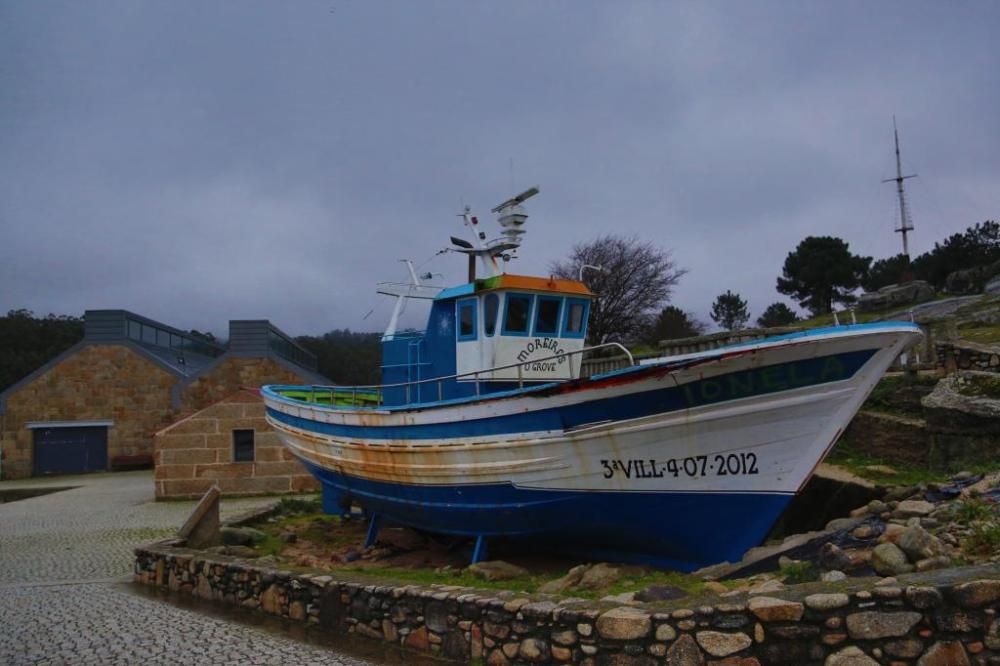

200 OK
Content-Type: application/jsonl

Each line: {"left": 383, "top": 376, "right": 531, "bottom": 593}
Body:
{"left": 0, "top": 472, "right": 382, "bottom": 665}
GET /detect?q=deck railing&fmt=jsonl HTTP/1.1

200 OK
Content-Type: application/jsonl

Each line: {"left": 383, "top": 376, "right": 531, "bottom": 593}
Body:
{"left": 288, "top": 342, "right": 636, "bottom": 408}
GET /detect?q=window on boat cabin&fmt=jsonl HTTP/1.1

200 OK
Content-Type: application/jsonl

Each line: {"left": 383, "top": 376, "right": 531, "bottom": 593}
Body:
{"left": 502, "top": 293, "right": 533, "bottom": 336}
{"left": 457, "top": 298, "right": 478, "bottom": 341}
{"left": 562, "top": 298, "right": 589, "bottom": 338}
{"left": 483, "top": 293, "right": 499, "bottom": 337}
{"left": 233, "top": 429, "right": 255, "bottom": 463}
{"left": 534, "top": 296, "right": 562, "bottom": 336}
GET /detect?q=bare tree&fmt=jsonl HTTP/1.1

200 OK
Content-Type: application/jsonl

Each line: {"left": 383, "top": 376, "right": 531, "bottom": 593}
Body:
{"left": 550, "top": 235, "right": 687, "bottom": 345}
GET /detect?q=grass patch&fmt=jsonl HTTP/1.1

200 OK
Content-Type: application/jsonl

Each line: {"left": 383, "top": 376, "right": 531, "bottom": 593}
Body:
{"left": 958, "top": 326, "right": 1000, "bottom": 344}
{"left": 826, "top": 442, "right": 948, "bottom": 486}
{"left": 273, "top": 495, "right": 323, "bottom": 516}
{"left": 955, "top": 373, "right": 1000, "bottom": 399}
{"left": 598, "top": 569, "right": 705, "bottom": 600}
{"left": 255, "top": 533, "right": 286, "bottom": 557}
{"left": 862, "top": 374, "right": 937, "bottom": 417}
{"left": 779, "top": 561, "right": 819, "bottom": 584}
{"left": 955, "top": 498, "right": 998, "bottom": 524}
{"left": 340, "top": 565, "right": 545, "bottom": 593}
{"left": 344, "top": 564, "right": 706, "bottom": 600}
{"left": 963, "top": 522, "right": 1000, "bottom": 558}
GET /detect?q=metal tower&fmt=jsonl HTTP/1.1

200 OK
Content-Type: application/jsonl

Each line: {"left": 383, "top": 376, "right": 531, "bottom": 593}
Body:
{"left": 882, "top": 116, "right": 917, "bottom": 257}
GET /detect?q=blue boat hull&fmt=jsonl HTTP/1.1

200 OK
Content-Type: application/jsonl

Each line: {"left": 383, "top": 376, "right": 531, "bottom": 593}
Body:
{"left": 303, "top": 459, "right": 792, "bottom": 571}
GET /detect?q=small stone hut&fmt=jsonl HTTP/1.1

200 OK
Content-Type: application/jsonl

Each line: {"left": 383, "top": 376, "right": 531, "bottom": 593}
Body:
{"left": 154, "top": 388, "right": 318, "bottom": 499}
{"left": 0, "top": 310, "right": 328, "bottom": 480}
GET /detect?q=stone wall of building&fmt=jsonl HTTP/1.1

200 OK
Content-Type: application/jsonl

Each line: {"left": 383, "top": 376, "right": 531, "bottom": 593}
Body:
{"left": 1, "top": 345, "right": 177, "bottom": 479}
{"left": 179, "top": 357, "right": 312, "bottom": 414}
{"left": 154, "top": 391, "right": 318, "bottom": 499}
{"left": 134, "top": 544, "right": 1000, "bottom": 665}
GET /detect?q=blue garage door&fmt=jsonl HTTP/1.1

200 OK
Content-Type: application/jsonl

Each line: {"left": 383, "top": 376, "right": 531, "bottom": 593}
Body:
{"left": 33, "top": 426, "right": 108, "bottom": 475}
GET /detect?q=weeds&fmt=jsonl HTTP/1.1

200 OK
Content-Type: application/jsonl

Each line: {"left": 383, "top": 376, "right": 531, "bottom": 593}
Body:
{"left": 779, "top": 561, "right": 819, "bottom": 584}
{"left": 963, "top": 521, "right": 1000, "bottom": 558}
{"left": 955, "top": 498, "right": 997, "bottom": 524}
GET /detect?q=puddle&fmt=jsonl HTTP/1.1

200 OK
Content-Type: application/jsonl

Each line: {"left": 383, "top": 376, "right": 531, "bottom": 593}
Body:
{"left": 124, "top": 583, "right": 445, "bottom": 665}
{"left": 0, "top": 486, "right": 77, "bottom": 503}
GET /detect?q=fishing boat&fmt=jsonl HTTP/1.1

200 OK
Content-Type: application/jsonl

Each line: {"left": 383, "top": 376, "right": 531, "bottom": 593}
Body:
{"left": 262, "top": 187, "right": 923, "bottom": 571}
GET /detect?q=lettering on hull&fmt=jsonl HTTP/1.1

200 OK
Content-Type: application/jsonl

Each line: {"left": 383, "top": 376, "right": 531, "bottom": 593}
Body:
{"left": 600, "top": 453, "right": 760, "bottom": 480}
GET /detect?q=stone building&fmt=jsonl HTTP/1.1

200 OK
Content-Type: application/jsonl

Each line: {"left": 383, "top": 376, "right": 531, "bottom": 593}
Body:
{"left": 154, "top": 389, "right": 318, "bottom": 499}
{"left": 0, "top": 310, "right": 328, "bottom": 481}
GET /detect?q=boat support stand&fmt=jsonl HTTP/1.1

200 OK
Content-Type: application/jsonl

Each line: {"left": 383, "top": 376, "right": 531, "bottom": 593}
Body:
{"left": 364, "top": 514, "right": 381, "bottom": 549}
{"left": 471, "top": 535, "right": 488, "bottom": 564}
{"left": 365, "top": 515, "right": 488, "bottom": 565}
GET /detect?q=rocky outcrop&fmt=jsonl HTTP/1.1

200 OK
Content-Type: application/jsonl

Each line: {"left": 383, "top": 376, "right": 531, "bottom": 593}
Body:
{"left": 858, "top": 280, "right": 935, "bottom": 312}
{"left": 946, "top": 259, "right": 1000, "bottom": 295}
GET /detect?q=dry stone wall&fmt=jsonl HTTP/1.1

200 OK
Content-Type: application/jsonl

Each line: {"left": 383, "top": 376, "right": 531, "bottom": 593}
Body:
{"left": 135, "top": 543, "right": 1000, "bottom": 665}
{"left": 936, "top": 341, "right": 1000, "bottom": 374}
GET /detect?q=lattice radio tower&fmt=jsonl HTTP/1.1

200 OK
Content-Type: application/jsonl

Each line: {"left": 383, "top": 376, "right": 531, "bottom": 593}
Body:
{"left": 882, "top": 116, "right": 917, "bottom": 258}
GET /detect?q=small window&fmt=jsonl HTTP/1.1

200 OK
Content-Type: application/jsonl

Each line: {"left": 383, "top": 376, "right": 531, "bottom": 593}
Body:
{"left": 457, "top": 299, "right": 477, "bottom": 341}
{"left": 156, "top": 329, "right": 170, "bottom": 348}
{"left": 141, "top": 324, "right": 157, "bottom": 344}
{"left": 233, "top": 429, "right": 255, "bottom": 462}
{"left": 484, "top": 294, "right": 499, "bottom": 337}
{"left": 127, "top": 320, "right": 141, "bottom": 341}
{"left": 503, "top": 294, "right": 532, "bottom": 335}
{"left": 563, "top": 299, "right": 588, "bottom": 338}
{"left": 534, "top": 297, "right": 562, "bottom": 335}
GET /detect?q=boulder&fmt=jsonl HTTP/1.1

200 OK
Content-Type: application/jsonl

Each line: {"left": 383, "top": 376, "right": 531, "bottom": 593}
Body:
{"left": 922, "top": 371, "right": 1000, "bottom": 434}
{"left": 538, "top": 564, "right": 589, "bottom": 594}
{"left": 857, "top": 280, "right": 935, "bottom": 312}
{"left": 945, "top": 259, "right": 1000, "bottom": 295}
{"left": 819, "top": 543, "right": 854, "bottom": 571}
{"left": 220, "top": 526, "right": 266, "bottom": 546}
{"left": 897, "top": 525, "right": 947, "bottom": 561}
{"left": 871, "top": 543, "right": 913, "bottom": 576}
{"left": 634, "top": 585, "right": 686, "bottom": 602}
{"left": 467, "top": 560, "right": 528, "bottom": 581}
{"left": 577, "top": 562, "right": 621, "bottom": 590}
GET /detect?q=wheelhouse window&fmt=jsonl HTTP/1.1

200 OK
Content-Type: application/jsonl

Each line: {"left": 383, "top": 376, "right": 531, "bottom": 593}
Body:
{"left": 562, "top": 299, "right": 589, "bottom": 338}
{"left": 534, "top": 297, "right": 562, "bottom": 336}
{"left": 483, "top": 294, "right": 499, "bottom": 337}
{"left": 457, "top": 299, "right": 478, "bottom": 341}
{"left": 233, "top": 429, "right": 255, "bottom": 462}
{"left": 503, "top": 294, "right": 533, "bottom": 335}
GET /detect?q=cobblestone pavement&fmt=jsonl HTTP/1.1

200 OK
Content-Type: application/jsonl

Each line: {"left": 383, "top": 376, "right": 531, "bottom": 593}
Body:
{"left": 0, "top": 472, "right": 382, "bottom": 665}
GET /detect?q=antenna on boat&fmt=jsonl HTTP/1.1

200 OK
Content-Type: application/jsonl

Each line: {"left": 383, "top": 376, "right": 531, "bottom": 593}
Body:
{"left": 450, "top": 186, "right": 540, "bottom": 280}
{"left": 882, "top": 116, "right": 917, "bottom": 258}
{"left": 376, "top": 260, "right": 442, "bottom": 341}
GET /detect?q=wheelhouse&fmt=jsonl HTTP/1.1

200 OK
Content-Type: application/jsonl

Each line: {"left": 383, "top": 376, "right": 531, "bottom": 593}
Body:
{"left": 380, "top": 274, "right": 593, "bottom": 406}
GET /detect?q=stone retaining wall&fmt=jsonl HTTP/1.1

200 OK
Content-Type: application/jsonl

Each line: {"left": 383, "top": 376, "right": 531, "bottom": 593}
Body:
{"left": 134, "top": 543, "right": 1000, "bottom": 665}
{"left": 936, "top": 341, "right": 1000, "bottom": 374}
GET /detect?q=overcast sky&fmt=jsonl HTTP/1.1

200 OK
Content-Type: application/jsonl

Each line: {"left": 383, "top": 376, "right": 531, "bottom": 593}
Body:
{"left": 2, "top": 1, "right": 997, "bottom": 337}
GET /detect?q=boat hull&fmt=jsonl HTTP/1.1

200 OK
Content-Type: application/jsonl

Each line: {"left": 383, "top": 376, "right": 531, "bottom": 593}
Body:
{"left": 263, "top": 323, "right": 922, "bottom": 570}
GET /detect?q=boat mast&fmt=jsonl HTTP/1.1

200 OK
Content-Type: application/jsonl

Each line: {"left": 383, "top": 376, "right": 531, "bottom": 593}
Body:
{"left": 377, "top": 260, "right": 440, "bottom": 341}
{"left": 450, "top": 186, "right": 539, "bottom": 280}
{"left": 881, "top": 116, "right": 917, "bottom": 258}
